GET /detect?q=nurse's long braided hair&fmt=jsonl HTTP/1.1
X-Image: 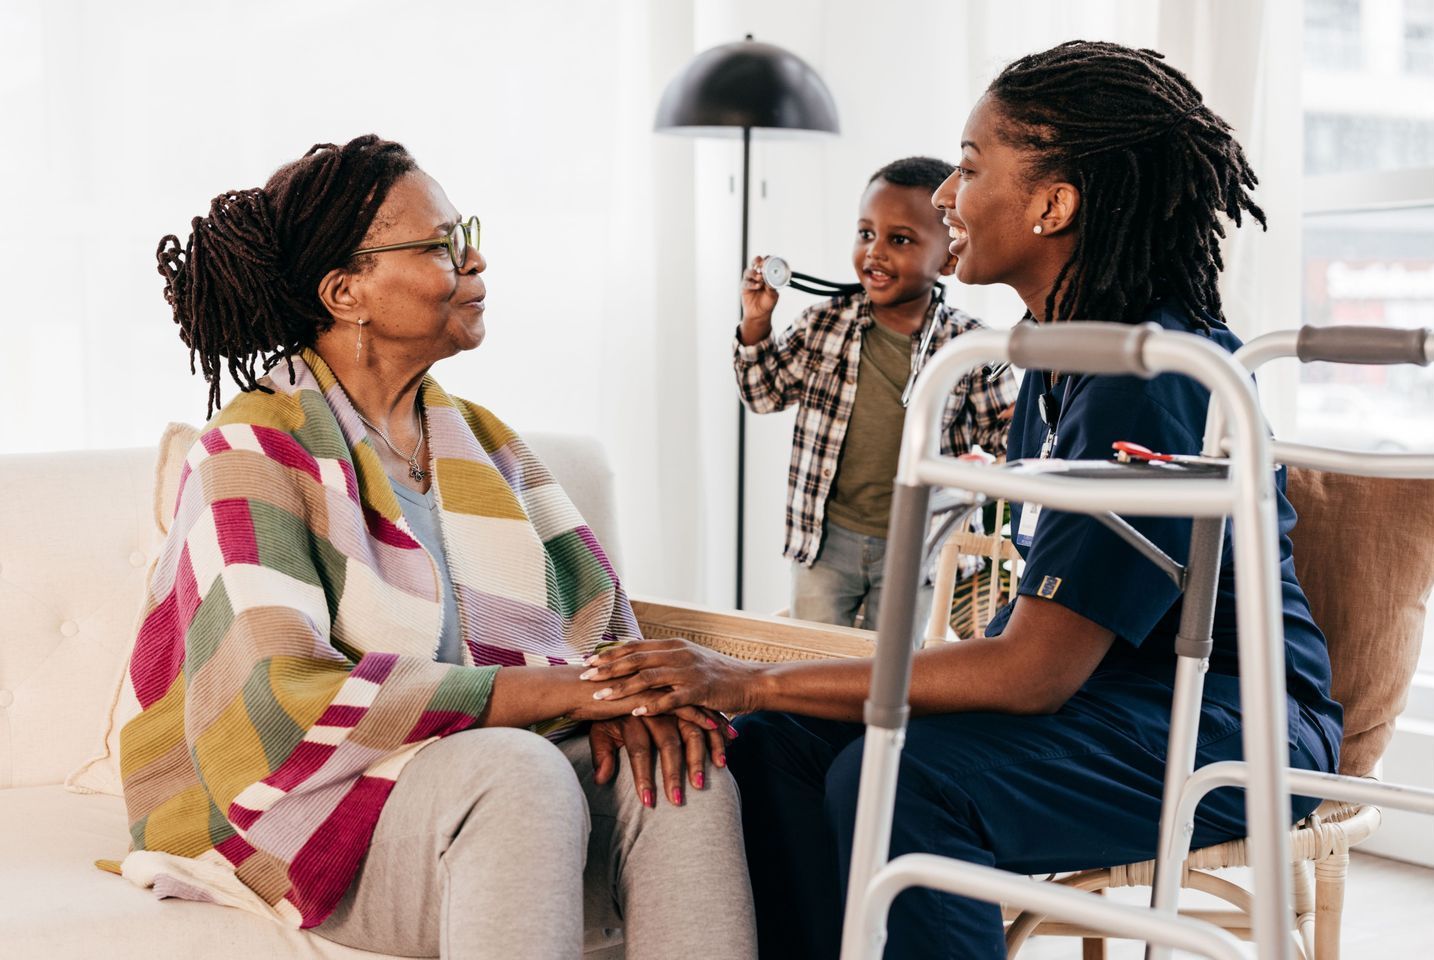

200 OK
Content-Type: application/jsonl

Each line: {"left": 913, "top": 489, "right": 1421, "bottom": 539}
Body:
{"left": 987, "top": 40, "right": 1265, "bottom": 330}
{"left": 155, "top": 135, "right": 416, "bottom": 417}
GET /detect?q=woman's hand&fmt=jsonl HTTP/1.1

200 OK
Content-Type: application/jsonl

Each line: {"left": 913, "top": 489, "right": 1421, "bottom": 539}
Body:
{"left": 588, "top": 712, "right": 731, "bottom": 807}
{"left": 580, "top": 638, "right": 764, "bottom": 717}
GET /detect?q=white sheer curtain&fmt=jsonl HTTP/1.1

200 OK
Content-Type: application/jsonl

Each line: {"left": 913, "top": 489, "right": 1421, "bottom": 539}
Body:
{"left": 1156, "top": 0, "right": 1306, "bottom": 431}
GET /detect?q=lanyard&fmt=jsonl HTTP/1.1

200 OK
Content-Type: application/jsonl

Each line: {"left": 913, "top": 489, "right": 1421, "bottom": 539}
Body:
{"left": 1037, "top": 372, "right": 1073, "bottom": 459}
{"left": 1017, "top": 372, "right": 1072, "bottom": 548}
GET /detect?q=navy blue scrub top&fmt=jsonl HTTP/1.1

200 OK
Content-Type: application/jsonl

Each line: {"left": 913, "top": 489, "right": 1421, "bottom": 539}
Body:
{"left": 984, "top": 301, "right": 1343, "bottom": 761}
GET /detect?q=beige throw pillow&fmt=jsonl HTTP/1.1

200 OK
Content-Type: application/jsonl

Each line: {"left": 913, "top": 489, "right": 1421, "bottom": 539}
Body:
{"left": 65, "top": 423, "right": 199, "bottom": 796}
{"left": 1286, "top": 467, "right": 1434, "bottom": 777}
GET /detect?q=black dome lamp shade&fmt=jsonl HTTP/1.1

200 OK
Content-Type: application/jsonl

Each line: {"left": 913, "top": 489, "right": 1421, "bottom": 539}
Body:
{"left": 655, "top": 36, "right": 839, "bottom": 609}
{"left": 654, "top": 36, "right": 840, "bottom": 136}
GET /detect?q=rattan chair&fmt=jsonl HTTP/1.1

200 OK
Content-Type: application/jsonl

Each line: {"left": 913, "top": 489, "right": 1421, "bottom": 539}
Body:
{"left": 923, "top": 513, "right": 1382, "bottom": 952}
{"left": 923, "top": 499, "right": 1020, "bottom": 646}
{"left": 1002, "top": 798, "right": 1381, "bottom": 959}
{"left": 958, "top": 468, "right": 1434, "bottom": 960}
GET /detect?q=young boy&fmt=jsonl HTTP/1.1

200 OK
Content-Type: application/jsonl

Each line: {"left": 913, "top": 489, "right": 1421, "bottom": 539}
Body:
{"left": 733, "top": 156, "right": 1017, "bottom": 637}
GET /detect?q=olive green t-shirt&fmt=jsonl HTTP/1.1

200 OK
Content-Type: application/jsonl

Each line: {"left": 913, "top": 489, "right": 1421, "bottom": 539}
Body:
{"left": 826, "top": 320, "right": 912, "bottom": 538}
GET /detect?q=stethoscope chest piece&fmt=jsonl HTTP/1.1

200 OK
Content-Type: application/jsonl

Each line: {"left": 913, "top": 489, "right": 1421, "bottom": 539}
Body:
{"left": 759, "top": 255, "right": 863, "bottom": 298}
{"left": 761, "top": 256, "right": 793, "bottom": 289}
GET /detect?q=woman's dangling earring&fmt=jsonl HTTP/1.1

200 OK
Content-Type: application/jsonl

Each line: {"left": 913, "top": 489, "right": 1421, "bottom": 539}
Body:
{"left": 1033, "top": 224, "right": 1044, "bottom": 235}
{"left": 355, "top": 319, "right": 365, "bottom": 361}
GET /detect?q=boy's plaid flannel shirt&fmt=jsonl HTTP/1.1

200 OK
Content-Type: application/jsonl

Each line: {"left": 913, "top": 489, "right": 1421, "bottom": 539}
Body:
{"left": 733, "top": 291, "right": 1019, "bottom": 566}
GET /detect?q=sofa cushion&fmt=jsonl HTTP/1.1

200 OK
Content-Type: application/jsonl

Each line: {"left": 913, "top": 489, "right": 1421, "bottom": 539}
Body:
{"left": 1285, "top": 468, "right": 1434, "bottom": 777}
{"left": 0, "top": 786, "right": 390, "bottom": 959}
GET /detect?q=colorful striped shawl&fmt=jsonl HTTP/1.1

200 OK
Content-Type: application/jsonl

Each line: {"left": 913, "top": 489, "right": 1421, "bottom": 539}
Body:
{"left": 117, "top": 349, "right": 639, "bottom": 927}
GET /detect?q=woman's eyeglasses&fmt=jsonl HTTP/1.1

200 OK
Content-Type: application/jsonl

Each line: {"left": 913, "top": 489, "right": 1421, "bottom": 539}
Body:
{"left": 351, "top": 215, "right": 481, "bottom": 271}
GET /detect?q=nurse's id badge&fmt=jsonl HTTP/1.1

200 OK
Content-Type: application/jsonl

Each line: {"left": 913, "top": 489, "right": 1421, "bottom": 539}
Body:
{"left": 1015, "top": 501, "right": 1041, "bottom": 546}
{"left": 1019, "top": 418, "right": 1057, "bottom": 546}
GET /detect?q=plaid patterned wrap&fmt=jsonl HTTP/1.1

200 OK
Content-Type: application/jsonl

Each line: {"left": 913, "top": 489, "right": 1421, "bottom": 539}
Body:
{"left": 118, "top": 349, "right": 638, "bottom": 928}
{"left": 733, "top": 291, "right": 1019, "bottom": 564}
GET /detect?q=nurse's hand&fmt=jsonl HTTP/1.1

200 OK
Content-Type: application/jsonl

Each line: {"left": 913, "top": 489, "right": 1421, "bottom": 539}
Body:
{"left": 588, "top": 712, "right": 730, "bottom": 808}
{"left": 582, "top": 638, "right": 762, "bottom": 717}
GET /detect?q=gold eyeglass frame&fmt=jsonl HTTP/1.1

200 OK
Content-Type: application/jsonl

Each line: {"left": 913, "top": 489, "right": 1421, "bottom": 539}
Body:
{"left": 351, "top": 215, "right": 480, "bottom": 271}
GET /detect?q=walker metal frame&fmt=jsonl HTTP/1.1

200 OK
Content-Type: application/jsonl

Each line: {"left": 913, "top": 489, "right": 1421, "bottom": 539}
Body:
{"left": 839, "top": 321, "right": 1434, "bottom": 960}
{"left": 1142, "top": 324, "right": 1434, "bottom": 960}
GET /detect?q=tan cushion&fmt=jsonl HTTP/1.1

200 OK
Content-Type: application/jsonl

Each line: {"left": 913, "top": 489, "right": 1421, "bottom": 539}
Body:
{"left": 153, "top": 422, "right": 202, "bottom": 536}
{"left": 66, "top": 424, "right": 197, "bottom": 797}
{"left": 1286, "top": 468, "right": 1434, "bottom": 776}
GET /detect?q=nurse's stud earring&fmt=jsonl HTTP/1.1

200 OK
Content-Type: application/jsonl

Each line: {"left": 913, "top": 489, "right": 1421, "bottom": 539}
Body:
{"left": 1033, "top": 224, "right": 1043, "bottom": 235}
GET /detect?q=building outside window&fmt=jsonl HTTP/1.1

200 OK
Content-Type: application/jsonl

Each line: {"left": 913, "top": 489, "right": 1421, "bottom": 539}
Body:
{"left": 1300, "top": 0, "right": 1434, "bottom": 864}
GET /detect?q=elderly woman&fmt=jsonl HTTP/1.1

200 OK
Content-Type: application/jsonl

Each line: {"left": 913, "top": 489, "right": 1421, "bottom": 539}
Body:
{"left": 119, "top": 135, "right": 755, "bottom": 959}
{"left": 578, "top": 42, "right": 1344, "bottom": 959}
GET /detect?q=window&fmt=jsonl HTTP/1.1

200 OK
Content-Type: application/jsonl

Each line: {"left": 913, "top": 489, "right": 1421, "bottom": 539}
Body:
{"left": 1302, "top": 2, "right": 1434, "bottom": 700}
{"left": 1407, "top": 0, "right": 1434, "bottom": 74}
{"left": 1303, "top": 0, "right": 1434, "bottom": 865}
{"left": 1298, "top": 205, "right": 1434, "bottom": 458}
{"left": 1306, "top": 0, "right": 1365, "bottom": 70}
{"left": 1305, "top": 113, "right": 1434, "bottom": 175}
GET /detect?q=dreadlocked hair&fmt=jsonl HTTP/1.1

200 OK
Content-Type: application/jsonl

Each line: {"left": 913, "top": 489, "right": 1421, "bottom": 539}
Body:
{"left": 986, "top": 40, "right": 1266, "bottom": 330}
{"left": 156, "top": 134, "right": 417, "bottom": 416}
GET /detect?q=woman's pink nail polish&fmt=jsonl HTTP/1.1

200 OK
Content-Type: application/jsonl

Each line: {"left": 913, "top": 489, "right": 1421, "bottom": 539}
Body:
{"left": 642, "top": 789, "right": 654, "bottom": 808}
{"left": 716, "top": 753, "right": 727, "bottom": 767}
{"left": 673, "top": 787, "right": 684, "bottom": 805}
{"left": 694, "top": 772, "right": 705, "bottom": 789}
{"left": 726, "top": 724, "right": 740, "bottom": 739}
{"left": 704, "top": 717, "right": 719, "bottom": 730}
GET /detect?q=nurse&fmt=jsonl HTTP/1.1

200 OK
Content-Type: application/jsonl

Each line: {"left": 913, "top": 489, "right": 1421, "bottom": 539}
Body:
{"left": 581, "top": 40, "right": 1344, "bottom": 959}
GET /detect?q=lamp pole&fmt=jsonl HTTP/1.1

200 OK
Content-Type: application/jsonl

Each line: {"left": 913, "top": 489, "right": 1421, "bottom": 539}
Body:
{"left": 654, "top": 35, "right": 839, "bottom": 609}
{"left": 736, "top": 124, "right": 751, "bottom": 608}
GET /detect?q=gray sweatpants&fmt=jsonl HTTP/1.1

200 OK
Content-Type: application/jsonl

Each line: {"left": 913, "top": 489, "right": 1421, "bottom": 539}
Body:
{"left": 314, "top": 726, "right": 757, "bottom": 959}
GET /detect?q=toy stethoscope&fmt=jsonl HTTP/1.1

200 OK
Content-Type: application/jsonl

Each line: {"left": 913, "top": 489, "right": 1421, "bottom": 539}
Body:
{"left": 759, "top": 255, "right": 944, "bottom": 407}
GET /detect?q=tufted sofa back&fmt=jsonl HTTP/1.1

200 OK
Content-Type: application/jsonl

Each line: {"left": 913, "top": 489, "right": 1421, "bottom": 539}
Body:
{"left": 0, "top": 447, "right": 161, "bottom": 789}
{"left": 0, "top": 432, "right": 624, "bottom": 790}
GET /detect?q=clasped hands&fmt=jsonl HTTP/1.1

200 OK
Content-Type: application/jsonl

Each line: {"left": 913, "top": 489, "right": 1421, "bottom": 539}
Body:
{"left": 569, "top": 639, "right": 759, "bottom": 811}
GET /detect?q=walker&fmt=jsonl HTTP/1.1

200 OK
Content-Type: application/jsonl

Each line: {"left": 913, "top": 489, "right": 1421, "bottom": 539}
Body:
{"left": 1142, "top": 324, "right": 1434, "bottom": 960}
{"left": 839, "top": 321, "right": 1434, "bottom": 960}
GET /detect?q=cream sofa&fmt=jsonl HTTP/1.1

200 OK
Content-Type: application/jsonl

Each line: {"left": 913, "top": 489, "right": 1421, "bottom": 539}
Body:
{"left": 0, "top": 429, "right": 628, "bottom": 959}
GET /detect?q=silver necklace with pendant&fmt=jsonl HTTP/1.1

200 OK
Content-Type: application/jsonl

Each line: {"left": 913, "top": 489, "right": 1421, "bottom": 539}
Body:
{"left": 357, "top": 406, "right": 428, "bottom": 482}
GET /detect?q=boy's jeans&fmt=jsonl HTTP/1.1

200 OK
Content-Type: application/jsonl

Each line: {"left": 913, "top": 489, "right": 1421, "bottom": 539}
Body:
{"left": 791, "top": 521, "right": 934, "bottom": 645}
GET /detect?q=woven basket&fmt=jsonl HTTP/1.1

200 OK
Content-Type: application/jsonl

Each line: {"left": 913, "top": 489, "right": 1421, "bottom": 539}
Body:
{"left": 631, "top": 597, "right": 875, "bottom": 663}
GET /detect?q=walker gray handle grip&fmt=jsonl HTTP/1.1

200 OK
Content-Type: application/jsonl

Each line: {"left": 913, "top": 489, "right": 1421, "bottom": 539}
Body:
{"left": 1296, "top": 326, "right": 1433, "bottom": 366}
{"left": 1008, "top": 322, "right": 1159, "bottom": 377}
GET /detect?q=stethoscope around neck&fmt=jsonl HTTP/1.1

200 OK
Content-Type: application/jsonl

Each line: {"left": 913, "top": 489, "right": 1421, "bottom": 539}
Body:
{"left": 760, "top": 256, "right": 942, "bottom": 407}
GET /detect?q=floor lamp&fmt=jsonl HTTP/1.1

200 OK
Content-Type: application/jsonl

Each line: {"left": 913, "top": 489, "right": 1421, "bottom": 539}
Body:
{"left": 654, "top": 34, "right": 839, "bottom": 609}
